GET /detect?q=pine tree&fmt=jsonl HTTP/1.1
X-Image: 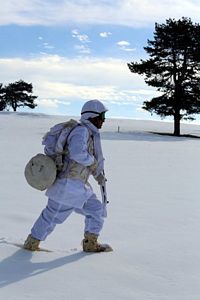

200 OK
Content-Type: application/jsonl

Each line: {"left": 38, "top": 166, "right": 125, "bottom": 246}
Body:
{"left": 0, "top": 83, "right": 6, "bottom": 111}
{"left": 128, "top": 17, "right": 200, "bottom": 136}
{"left": 3, "top": 80, "right": 37, "bottom": 112}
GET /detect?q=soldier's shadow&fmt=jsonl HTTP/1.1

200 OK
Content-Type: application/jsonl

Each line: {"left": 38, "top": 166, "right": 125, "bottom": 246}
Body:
{"left": 0, "top": 248, "right": 87, "bottom": 288}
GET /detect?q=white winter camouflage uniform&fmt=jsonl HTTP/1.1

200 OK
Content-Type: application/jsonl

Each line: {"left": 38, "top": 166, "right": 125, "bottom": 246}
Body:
{"left": 30, "top": 116, "right": 106, "bottom": 241}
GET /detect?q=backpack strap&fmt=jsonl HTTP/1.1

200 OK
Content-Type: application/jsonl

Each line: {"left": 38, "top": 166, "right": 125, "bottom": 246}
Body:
{"left": 62, "top": 123, "right": 81, "bottom": 152}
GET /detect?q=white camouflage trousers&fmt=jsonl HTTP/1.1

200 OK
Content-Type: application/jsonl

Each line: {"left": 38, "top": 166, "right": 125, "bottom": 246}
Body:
{"left": 31, "top": 196, "right": 104, "bottom": 241}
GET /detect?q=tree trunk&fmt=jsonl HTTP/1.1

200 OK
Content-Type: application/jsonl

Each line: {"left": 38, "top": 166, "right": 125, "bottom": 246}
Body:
{"left": 173, "top": 113, "right": 180, "bottom": 136}
{"left": 12, "top": 104, "right": 17, "bottom": 111}
{"left": 12, "top": 100, "right": 17, "bottom": 111}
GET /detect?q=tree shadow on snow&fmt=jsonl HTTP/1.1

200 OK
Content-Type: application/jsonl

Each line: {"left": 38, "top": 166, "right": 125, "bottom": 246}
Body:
{"left": 0, "top": 247, "right": 88, "bottom": 288}
{"left": 101, "top": 131, "right": 200, "bottom": 142}
{"left": 150, "top": 131, "right": 200, "bottom": 139}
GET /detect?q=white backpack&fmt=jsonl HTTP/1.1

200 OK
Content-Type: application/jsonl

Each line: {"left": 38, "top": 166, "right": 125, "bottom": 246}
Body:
{"left": 24, "top": 119, "right": 79, "bottom": 191}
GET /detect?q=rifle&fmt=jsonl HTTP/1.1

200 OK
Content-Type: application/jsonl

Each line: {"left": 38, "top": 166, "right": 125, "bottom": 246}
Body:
{"left": 100, "top": 171, "right": 109, "bottom": 218}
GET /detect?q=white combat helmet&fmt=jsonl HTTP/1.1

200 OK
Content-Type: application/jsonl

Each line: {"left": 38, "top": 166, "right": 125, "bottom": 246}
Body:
{"left": 24, "top": 153, "right": 57, "bottom": 191}
{"left": 81, "top": 100, "right": 108, "bottom": 119}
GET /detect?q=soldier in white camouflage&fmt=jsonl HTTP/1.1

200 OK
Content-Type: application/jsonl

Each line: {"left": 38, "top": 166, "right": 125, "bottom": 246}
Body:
{"left": 24, "top": 100, "right": 112, "bottom": 252}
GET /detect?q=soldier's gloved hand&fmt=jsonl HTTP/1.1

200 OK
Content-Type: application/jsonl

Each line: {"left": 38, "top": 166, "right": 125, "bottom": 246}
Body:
{"left": 94, "top": 173, "right": 107, "bottom": 185}
{"left": 88, "top": 159, "right": 98, "bottom": 174}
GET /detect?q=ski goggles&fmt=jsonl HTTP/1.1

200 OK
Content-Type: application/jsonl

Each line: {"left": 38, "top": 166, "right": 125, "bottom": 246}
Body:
{"left": 81, "top": 110, "right": 106, "bottom": 121}
{"left": 98, "top": 112, "right": 106, "bottom": 121}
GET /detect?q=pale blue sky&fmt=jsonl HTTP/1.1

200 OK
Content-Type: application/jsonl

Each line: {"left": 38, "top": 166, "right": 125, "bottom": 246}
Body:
{"left": 0, "top": 0, "right": 199, "bottom": 119}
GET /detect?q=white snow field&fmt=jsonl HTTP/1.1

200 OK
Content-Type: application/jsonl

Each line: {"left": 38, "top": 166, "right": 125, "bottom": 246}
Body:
{"left": 1, "top": 112, "right": 200, "bottom": 300}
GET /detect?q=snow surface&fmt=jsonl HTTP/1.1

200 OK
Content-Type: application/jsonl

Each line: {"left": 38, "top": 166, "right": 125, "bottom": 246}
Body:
{"left": 1, "top": 112, "right": 200, "bottom": 300}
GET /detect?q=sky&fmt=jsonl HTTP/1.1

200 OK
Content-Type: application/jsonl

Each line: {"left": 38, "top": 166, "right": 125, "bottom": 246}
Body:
{"left": 0, "top": 0, "right": 199, "bottom": 119}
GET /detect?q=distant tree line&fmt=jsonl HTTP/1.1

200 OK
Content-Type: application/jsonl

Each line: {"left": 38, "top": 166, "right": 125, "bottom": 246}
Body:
{"left": 0, "top": 80, "right": 37, "bottom": 112}
{"left": 128, "top": 17, "right": 200, "bottom": 136}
